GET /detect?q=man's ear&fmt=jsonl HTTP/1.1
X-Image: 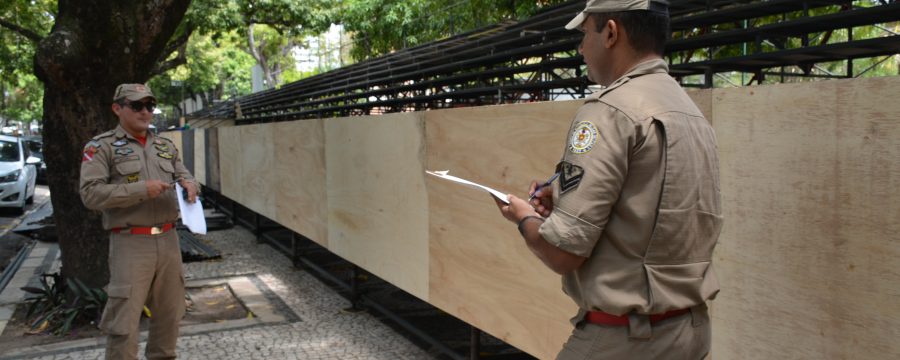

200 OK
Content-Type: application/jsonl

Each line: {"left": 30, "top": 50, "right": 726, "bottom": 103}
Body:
{"left": 604, "top": 19, "right": 619, "bottom": 49}
{"left": 111, "top": 102, "right": 122, "bottom": 116}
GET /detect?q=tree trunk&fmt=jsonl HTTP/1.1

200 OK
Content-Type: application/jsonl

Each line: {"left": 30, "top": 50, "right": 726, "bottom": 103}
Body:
{"left": 33, "top": 0, "right": 190, "bottom": 289}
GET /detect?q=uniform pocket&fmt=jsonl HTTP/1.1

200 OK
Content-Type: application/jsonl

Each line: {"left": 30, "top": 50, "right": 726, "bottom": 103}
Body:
{"left": 100, "top": 285, "right": 134, "bottom": 335}
{"left": 158, "top": 160, "right": 175, "bottom": 174}
{"left": 645, "top": 206, "right": 722, "bottom": 263}
{"left": 114, "top": 156, "right": 142, "bottom": 175}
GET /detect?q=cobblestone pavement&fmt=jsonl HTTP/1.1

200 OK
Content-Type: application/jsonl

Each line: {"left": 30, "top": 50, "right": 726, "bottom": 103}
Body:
{"left": 14, "top": 226, "right": 437, "bottom": 360}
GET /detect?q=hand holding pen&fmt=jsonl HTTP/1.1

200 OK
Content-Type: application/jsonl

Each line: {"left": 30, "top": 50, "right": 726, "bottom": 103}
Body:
{"left": 528, "top": 172, "right": 558, "bottom": 217}
{"left": 528, "top": 172, "right": 559, "bottom": 201}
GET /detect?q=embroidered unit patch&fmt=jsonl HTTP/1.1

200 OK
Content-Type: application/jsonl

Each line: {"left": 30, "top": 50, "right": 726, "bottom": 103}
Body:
{"left": 83, "top": 141, "right": 100, "bottom": 162}
{"left": 568, "top": 121, "right": 599, "bottom": 154}
{"left": 126, "top": 174, "right": 140, "bottom": 183}
{"left": 556, "top": 161, "right": 584, "bottom": 194}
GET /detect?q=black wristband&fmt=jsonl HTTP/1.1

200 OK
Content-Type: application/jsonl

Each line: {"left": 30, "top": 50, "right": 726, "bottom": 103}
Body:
{"left": 517, "top": 215, "right": 544, "bottom": 236}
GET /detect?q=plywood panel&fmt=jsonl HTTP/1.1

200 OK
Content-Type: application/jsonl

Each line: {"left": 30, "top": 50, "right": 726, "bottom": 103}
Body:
{"left": 217, "top": 127, "right": 242, "bottom": 202}
{"left": 325, "top": 113, "right": 429, "bottom": 300}
{"left": 194, "top": 130, "right": 206, "bottom": 186}
{"left": 163, "top": 131, "right": 183, "bottom": 155}
{"left": 238, "top": 124, "right": 276, "bottom": 219}
{"left": 274, "top": 120, "right": 327, "bottom": 247}
{"left": 711, "top": 77, "right": 900, "bottom": 359}
{"left": 426, "top": 101, "right": 583, "bottom": 360}
{"left": 182, "top": 130, "right": 195, "bottom": 174}
{"left": 686, "top": 88, "right": 713, "bottom": 123}
{"left": 206, "top": 128, "right": 221, "bottom": 191}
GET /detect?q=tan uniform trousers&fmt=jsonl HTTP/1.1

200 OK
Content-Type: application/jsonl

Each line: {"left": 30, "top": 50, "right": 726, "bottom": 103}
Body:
{"left": 100, "top": 230, "right": 185, "bottom": 360}
{"left": 557, "top": 305, "right": 711, "bottom": 360}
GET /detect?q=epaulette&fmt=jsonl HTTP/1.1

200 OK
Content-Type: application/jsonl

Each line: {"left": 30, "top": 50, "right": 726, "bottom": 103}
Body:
{"left": 157, "top": 135, "right": 175, "bottom": 144}
{"left": 91, "top": 130, "right": 116, "bottom": 140}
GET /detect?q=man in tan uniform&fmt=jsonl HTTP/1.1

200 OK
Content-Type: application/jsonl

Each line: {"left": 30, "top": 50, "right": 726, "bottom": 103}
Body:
{"left": 80, "top": 83, "right": 198, "bottom": 360}
{"left": 495, "top": 1, "right": 722, "bottom": 359}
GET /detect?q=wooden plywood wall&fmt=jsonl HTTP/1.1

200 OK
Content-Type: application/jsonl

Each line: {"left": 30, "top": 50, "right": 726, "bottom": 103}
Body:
{"left": 325, "top": 112, "right": 430, "bottom": 300}
{"left": 425, "top": 101, "right": 584, "bottom": 359}
{"left": 217, "top": 126, "right": 242, "bottom": 203}
{"left": 239, "top": 124, "right": 277, "bottom": 219}
{"left": 711, "top": 76, "right": 900, "bottom": 359}
{"left": 194, "top": 130, "right": 206, "bottom": 186}
{"left": 206, "top": 128, "right": 221, "bottom": 191}
{"left": 686, "top": 88, "right": 713, "bottom": 122}
{"left": 273, "top": 120, "right": 328, "bottom": 247}
{"left": 172, "top": 75, "right": 899, "bottom": 360}
{"left": 164, "top": 131, "right": 183, "bottom": 155}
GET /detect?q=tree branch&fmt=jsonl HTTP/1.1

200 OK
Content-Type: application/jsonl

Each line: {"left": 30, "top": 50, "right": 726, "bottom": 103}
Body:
{"left": 150, "top": 25, "right": 194, "bottom": 76}
{"left": 161, "top": 24, "right": 194, "bottom": 62}
{"left": 151, "top": 46, "right": 187, "bottom": 76}
{"left": 0, "top": 17, "right": 43, "bottom": 43}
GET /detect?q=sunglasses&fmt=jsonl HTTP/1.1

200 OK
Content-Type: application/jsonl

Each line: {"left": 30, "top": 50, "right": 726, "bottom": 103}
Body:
{"left": 121, "top": 101, "right": 157, "bottom": 113}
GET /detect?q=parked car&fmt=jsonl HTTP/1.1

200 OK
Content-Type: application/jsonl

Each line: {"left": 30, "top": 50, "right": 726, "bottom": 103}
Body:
{"left": 0, "top": 135, "right": 38, "bottom": 213}
{"left": 22, "top": 136, "right": 45, "bottom": 184}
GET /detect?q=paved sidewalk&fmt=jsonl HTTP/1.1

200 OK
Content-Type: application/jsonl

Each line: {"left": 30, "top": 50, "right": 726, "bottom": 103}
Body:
{"left": 0, "top": 226, "right": 437, "bottom": 360}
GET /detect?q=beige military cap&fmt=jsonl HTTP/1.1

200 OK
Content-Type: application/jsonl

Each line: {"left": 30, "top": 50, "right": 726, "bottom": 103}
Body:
{"left": 565, "top": 0, "right": 670, "bottom": 30}
{"left": 113, "top": 83, "right": 156, "bottom": 101}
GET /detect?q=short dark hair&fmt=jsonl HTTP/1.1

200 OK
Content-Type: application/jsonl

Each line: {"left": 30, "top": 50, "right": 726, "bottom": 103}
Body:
{"left": 591, "top": 11, "right": 670, "bottom": 55}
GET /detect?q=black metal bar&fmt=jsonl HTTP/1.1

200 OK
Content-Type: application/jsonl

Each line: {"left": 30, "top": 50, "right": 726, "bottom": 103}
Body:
{"left": 186, "top": 0, "right": 900, "bottom": 122}
{"left": 254, "top": 213, "right": 262, "bottom": 243}
{"left": 230, "top": 198, "right": 237, "bottom": 224}
{"left": 470, "top": 326, "right": 482, "bottom": 360}
{"left": 346, "top": 265, "right": 365, "bottom": 312}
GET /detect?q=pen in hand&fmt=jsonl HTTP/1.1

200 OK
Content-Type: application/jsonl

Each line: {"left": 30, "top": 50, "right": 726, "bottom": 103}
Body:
{"left": 528, "top": 172, "right": 560, "bottom": 201}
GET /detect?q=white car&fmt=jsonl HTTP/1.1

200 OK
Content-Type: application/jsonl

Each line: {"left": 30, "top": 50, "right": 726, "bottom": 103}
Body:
{"left": 0, "top": 135, "right": 38, "bottom": 213}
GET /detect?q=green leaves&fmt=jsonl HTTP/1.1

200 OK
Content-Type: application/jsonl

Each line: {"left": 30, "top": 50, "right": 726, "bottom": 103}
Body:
{"left": 21, "top": 273, "right": 107, "bottom": 336}
{"left": 0, "top": 0, "right": 55, "bottom": 124}
{"left": 337, "top": 0, "right": 565, "bottom": 61}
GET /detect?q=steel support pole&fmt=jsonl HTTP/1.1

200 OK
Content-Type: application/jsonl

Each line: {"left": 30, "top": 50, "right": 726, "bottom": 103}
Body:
{"left": 470, "top": 326, "right": 482, "bottom": 360}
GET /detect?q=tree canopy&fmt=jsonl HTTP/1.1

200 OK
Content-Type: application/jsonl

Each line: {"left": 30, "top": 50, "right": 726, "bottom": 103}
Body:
{"left": 0, "top": 0, "right": 54, "bottom": 126}
{"left": 337, "top": 0, "right": 564, "bottom": 60}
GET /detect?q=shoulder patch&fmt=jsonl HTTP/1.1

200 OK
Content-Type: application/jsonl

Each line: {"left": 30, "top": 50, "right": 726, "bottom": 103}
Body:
{"left": 83, "top": 140, "right": 101, "bottom": 163}
{"left": 568, "top": 121, "right": 599, "bottom": 154}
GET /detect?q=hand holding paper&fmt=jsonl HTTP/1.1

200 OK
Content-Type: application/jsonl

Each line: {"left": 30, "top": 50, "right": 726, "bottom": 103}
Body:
{"left": 425, "top": 170, "right": 510, "bottom": 204}
{"left": 176, "top": 183, "right": 207, "bottom": 234}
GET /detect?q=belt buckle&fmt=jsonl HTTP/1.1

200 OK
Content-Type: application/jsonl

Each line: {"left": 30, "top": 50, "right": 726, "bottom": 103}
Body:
{"left": 150, "top": 226, "right": 163, "bottom": 235}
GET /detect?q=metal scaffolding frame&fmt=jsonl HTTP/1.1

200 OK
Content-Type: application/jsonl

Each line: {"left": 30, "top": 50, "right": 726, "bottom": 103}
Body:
{"left": 186, "top": 0, "right": 900, "bottom": 125}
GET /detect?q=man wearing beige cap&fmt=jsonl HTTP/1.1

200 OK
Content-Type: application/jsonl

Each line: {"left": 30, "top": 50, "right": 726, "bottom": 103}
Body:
{"left": 495, "top": 1, "right": 722, "bottom": 359}
{"left": 81, "top": 83, "right": 198, "bottom": 359}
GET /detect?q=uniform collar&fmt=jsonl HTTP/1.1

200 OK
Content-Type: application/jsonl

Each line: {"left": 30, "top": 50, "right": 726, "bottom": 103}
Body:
{"left": 115, "top": 124, "right": 155, "bottom": 142}
{"left": 590, "top": 58, "right": 669, "bottom": 99}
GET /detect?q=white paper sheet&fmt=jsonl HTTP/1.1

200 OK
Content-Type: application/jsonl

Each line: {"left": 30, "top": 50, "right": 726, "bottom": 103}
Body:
{"left": 426, "top": 170, "right": 509, "bottom": 204}
{"left": 176, "top": 183, "right": 207, "bottom": 234}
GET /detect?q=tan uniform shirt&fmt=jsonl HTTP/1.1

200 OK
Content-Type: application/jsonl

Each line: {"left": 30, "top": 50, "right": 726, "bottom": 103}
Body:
{"left": 80, "top": 125, "right": 196, "bottom": 230}
{"left": 539, "top": 59, "right": 723, "bottom": 316}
